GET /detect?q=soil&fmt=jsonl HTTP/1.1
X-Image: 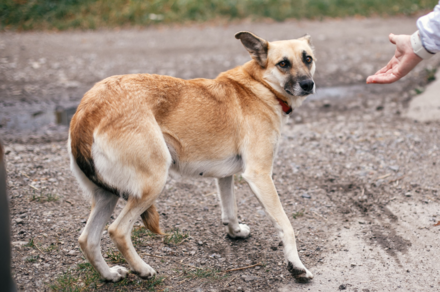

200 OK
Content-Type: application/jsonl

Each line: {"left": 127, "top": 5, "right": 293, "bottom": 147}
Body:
{"left": 2, "top": 17, "right": 440, "bottom": 292}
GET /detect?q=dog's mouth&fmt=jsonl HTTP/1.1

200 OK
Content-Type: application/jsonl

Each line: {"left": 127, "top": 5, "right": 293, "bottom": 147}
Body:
{"left": 284, "top": 81, "right": 315, "bottom": 97}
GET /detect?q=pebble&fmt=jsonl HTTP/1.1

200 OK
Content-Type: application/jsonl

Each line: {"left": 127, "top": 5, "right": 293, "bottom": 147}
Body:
{"left": 301, "top": 193, "right": 311, "bottom": 199}
{"left": 241, "top": 275, "right": 259, "bottom": 282}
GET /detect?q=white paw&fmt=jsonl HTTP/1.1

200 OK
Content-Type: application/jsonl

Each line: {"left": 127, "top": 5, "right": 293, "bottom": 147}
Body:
{"left": 227, "top": 224, "right": 251, "bottom": 239}
{"left": 133, "top": 264, "right": 157, "bottom": 279}
{"left": 105, "top": 265, "right": 129, "bottom": 282}
{"left": 287, "top": 262, "right": 313, "bottom": 282}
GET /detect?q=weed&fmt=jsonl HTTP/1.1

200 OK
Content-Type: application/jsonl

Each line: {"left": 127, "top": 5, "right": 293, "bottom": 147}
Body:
{"left": 182, "top": 267, "right": 227, "bottom": 280}
{"left": 131, "top": 226, "right": 156, "bottom": 245}
{"left": 46, "top": 193, "right": 59, "bottom": 202}
{"left": 30, "top": 191, "right": 59, "bottom": 203}
{"left": 42, "top": 242, "right": 59, "bottom": 253}
{"left": 426, "top": 67, "right": 437, "bottom": 83}
{"left": 414, "top": 87, "right": 424, "bottom": 95}
{"left": 164, "top": 228, "right": 189, "bottom": 245}
{"left": 106, "top": 248, "right": 126, "bottom": 264}
{"left": 48, "top": 269, "right": 81, "bottom": 292}
{"left": 25, "top": 238, "right": 35, "bottom": 248}
{"left": 26, "top": 255, "right": 40, "bottom": 262}
{"left": 292, "top": 210, "right": 305, "bottom": 219}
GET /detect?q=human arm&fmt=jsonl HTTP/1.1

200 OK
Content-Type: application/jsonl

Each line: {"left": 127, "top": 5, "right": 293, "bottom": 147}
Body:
{"left": 366, "top": 2, "right": 439, "bottom": 84}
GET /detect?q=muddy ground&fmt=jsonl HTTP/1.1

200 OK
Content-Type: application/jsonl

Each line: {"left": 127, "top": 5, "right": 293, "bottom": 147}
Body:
{"left": 2, "top": 17, "right": 440, "bottom": 292}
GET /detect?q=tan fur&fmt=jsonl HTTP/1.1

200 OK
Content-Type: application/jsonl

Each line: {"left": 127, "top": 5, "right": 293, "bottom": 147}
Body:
{"left": 70, "top": 31, "right": 316, "bottom": 282}
{"left": 140, "top": 205, "right": 163, "bottom": 235}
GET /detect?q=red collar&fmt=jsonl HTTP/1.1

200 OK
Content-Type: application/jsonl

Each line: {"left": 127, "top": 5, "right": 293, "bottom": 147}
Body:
{"left": 277, "top": 98, "right": 292, "bottom": 114}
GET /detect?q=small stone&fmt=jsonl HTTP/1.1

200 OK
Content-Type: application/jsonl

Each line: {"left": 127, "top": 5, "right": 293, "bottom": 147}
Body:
{"left": 68, "top": 250, "right": 77, "bottom": 256}
{"left": 351, "top": 263, "right": 356, "bottom": 267}
{"left": 16, "top": 218, "right": 24, "bottom": 224}
{"left": 339, "top": 284, "right": 347, "bottom": 290}
{"left": 270, "top": 246, "right": 278, "bottom": 251}
{"left": 388, "top": 165, "right": 399, "bottom": 172}
{"left": 301, "top": 193, "right": 311, "bottom": 199}
{"left": 241, "top": 275, "right": 259, "bottom": 282}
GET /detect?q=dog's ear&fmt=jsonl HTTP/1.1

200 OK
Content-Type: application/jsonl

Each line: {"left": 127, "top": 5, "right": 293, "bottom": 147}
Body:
{"left": 301, "top": 34, "right": 314, "bottom": 48}
{"left": 235, "top": 31, "right": 269, "bottom": 68}
{"left": 300, "top": 33, "right": 315, "bottom": 54}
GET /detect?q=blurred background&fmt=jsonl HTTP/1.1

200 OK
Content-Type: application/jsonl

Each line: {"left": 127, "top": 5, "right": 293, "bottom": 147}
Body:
{"left": 1, "top": 0, "right": 438, "bottom": 30}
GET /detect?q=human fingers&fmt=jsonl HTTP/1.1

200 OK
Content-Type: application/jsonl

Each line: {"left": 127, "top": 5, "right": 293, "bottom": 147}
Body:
{"left": 366, "top": 72, "right": 399, "bottom": 84}
{"left": 389, "top": 33, "right": 396, "bottom": 44}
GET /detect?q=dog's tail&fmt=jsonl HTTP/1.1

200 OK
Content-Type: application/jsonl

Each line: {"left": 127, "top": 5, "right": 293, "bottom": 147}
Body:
{"left": 140, "top": 204, "right": 163, "bottom": 235}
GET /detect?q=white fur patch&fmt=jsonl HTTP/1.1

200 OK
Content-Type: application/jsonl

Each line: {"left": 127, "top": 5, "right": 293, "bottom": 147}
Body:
{"left": 91, "top": 133, "right": 144, "bottom": 199}
{"left": 169, "top": 154, "right": 243, "bottom": 179}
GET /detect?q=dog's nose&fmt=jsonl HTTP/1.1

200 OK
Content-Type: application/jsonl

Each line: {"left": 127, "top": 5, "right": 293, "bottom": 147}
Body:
{"left": 299, "top": 80, "right": 314, "bottom": 92}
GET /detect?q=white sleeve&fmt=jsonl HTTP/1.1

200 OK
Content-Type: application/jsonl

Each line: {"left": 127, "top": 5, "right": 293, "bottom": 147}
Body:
{"left": 417, "top": 1, "right": 440, "bottom": 53}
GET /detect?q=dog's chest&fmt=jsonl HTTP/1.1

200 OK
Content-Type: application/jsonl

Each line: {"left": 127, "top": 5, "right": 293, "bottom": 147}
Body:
{"left": 168, "top": 155, "right": 243, "bottom": 179}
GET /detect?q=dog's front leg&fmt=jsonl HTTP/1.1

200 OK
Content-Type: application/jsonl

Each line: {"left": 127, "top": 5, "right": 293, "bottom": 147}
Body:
{"left": 216, "top": 176, "right": 250, "bottom": 238}
{"left": 243, "top": 171, "right": 313, "bottom": 282}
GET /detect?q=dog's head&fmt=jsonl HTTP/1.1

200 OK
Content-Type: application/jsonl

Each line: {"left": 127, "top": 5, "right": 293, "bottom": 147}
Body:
{"left": 235, "top": 31, "right": 316, "bottom": 107}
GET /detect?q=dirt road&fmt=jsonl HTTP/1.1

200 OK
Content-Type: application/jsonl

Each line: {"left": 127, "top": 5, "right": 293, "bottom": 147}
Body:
{"left": 2, "top": 17, "right": 440, "bottom": 291}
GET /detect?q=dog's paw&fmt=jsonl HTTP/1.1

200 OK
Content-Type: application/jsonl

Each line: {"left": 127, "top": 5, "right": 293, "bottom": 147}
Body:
{"left": 132, "top": 264, "right": 157, "bottom": 280}
{"left": 227, "top": 224, "right": 251, "bottom": 239}
{"left": 287, "top": 262, "right": 313, "bottom": 283}
{"left": 105, "top": 265, "right": 129, "bottom": 282}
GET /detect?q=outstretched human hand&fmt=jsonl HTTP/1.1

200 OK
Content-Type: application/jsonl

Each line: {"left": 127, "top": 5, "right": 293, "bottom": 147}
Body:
{"left": 366, "top": 33, "right": 422, "bottom": 84}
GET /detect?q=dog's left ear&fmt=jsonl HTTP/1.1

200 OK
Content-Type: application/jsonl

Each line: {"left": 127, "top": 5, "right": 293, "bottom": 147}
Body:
{"left": 235, "top": 31, "right": 269, "bottom": 68}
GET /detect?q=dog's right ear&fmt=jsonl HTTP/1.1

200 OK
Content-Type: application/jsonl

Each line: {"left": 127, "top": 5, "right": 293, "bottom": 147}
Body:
{"left": 235, "top": 31, "right": 269, "bottom": 68}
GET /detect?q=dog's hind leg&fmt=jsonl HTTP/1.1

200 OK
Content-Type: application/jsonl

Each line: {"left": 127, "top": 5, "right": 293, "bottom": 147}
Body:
{"left": 217, "top": 176, "right": 250, "bottom": 238}
{"left": 78, "top": 188, "right": 128, "bottom": 282}
{"left": 108, "top": 189, "right": 164, "bottom": 279}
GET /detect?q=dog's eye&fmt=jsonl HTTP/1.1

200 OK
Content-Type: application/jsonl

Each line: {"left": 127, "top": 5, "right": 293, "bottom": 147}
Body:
{"left": 278, "top": 61, "right": 288, "bottom": 68}
{"left": 305, "top": 56, "right": 313, "bottom": 64}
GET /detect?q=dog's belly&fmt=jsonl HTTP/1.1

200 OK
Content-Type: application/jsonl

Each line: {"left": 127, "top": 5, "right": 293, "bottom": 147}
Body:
{"left": 169, "top": 155, "right": 243, "bottom": 179}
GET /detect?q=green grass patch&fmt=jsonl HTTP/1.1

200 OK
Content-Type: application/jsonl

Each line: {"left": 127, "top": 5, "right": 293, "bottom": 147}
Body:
{"left": 292, "top": 209, "right": 305, "bottom": 219}
{"left": 25, "top": 237, "right": 36, "bottom": 248}
{"left": 29, "top": 191, "right": 59, "bottom": 203}
{"left": 1, "top": 0, "right": 438, "bottom": 31}
{"left": 131, "top": 226, "right": 157, "bottom": 245}
{"left": 426, "top": 67, "right": 437, "bottom": 83}
{"left": 26, "top": 254, "right": 40, "bottom": 262}
{"left": 163, "top": 228, "right": 189, "bottom": 245}
{"left": 106, "top": 248, "right": 126, "bottom": 264}
{"left": 49, "top": 262, "right": 165, "bottom": 292}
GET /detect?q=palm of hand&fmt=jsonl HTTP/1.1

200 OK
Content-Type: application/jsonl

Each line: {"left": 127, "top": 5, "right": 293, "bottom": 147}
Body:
{"left": 366, "top": 34, "right": 422, "bottom": 84}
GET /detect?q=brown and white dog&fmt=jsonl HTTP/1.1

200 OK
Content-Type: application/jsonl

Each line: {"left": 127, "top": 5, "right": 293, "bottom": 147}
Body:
{"left": 68, "top": 31, "right": 316, "bottom": 282}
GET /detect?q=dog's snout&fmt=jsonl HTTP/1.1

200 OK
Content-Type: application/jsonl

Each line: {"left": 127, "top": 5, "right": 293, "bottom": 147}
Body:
{"left": 299, "top": 80, "right": 314, "bottom": 92}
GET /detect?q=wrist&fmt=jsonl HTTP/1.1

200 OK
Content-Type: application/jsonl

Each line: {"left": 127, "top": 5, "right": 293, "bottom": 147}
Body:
{"left": 411, "top": 31, "right": 435, "bottom": 60}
